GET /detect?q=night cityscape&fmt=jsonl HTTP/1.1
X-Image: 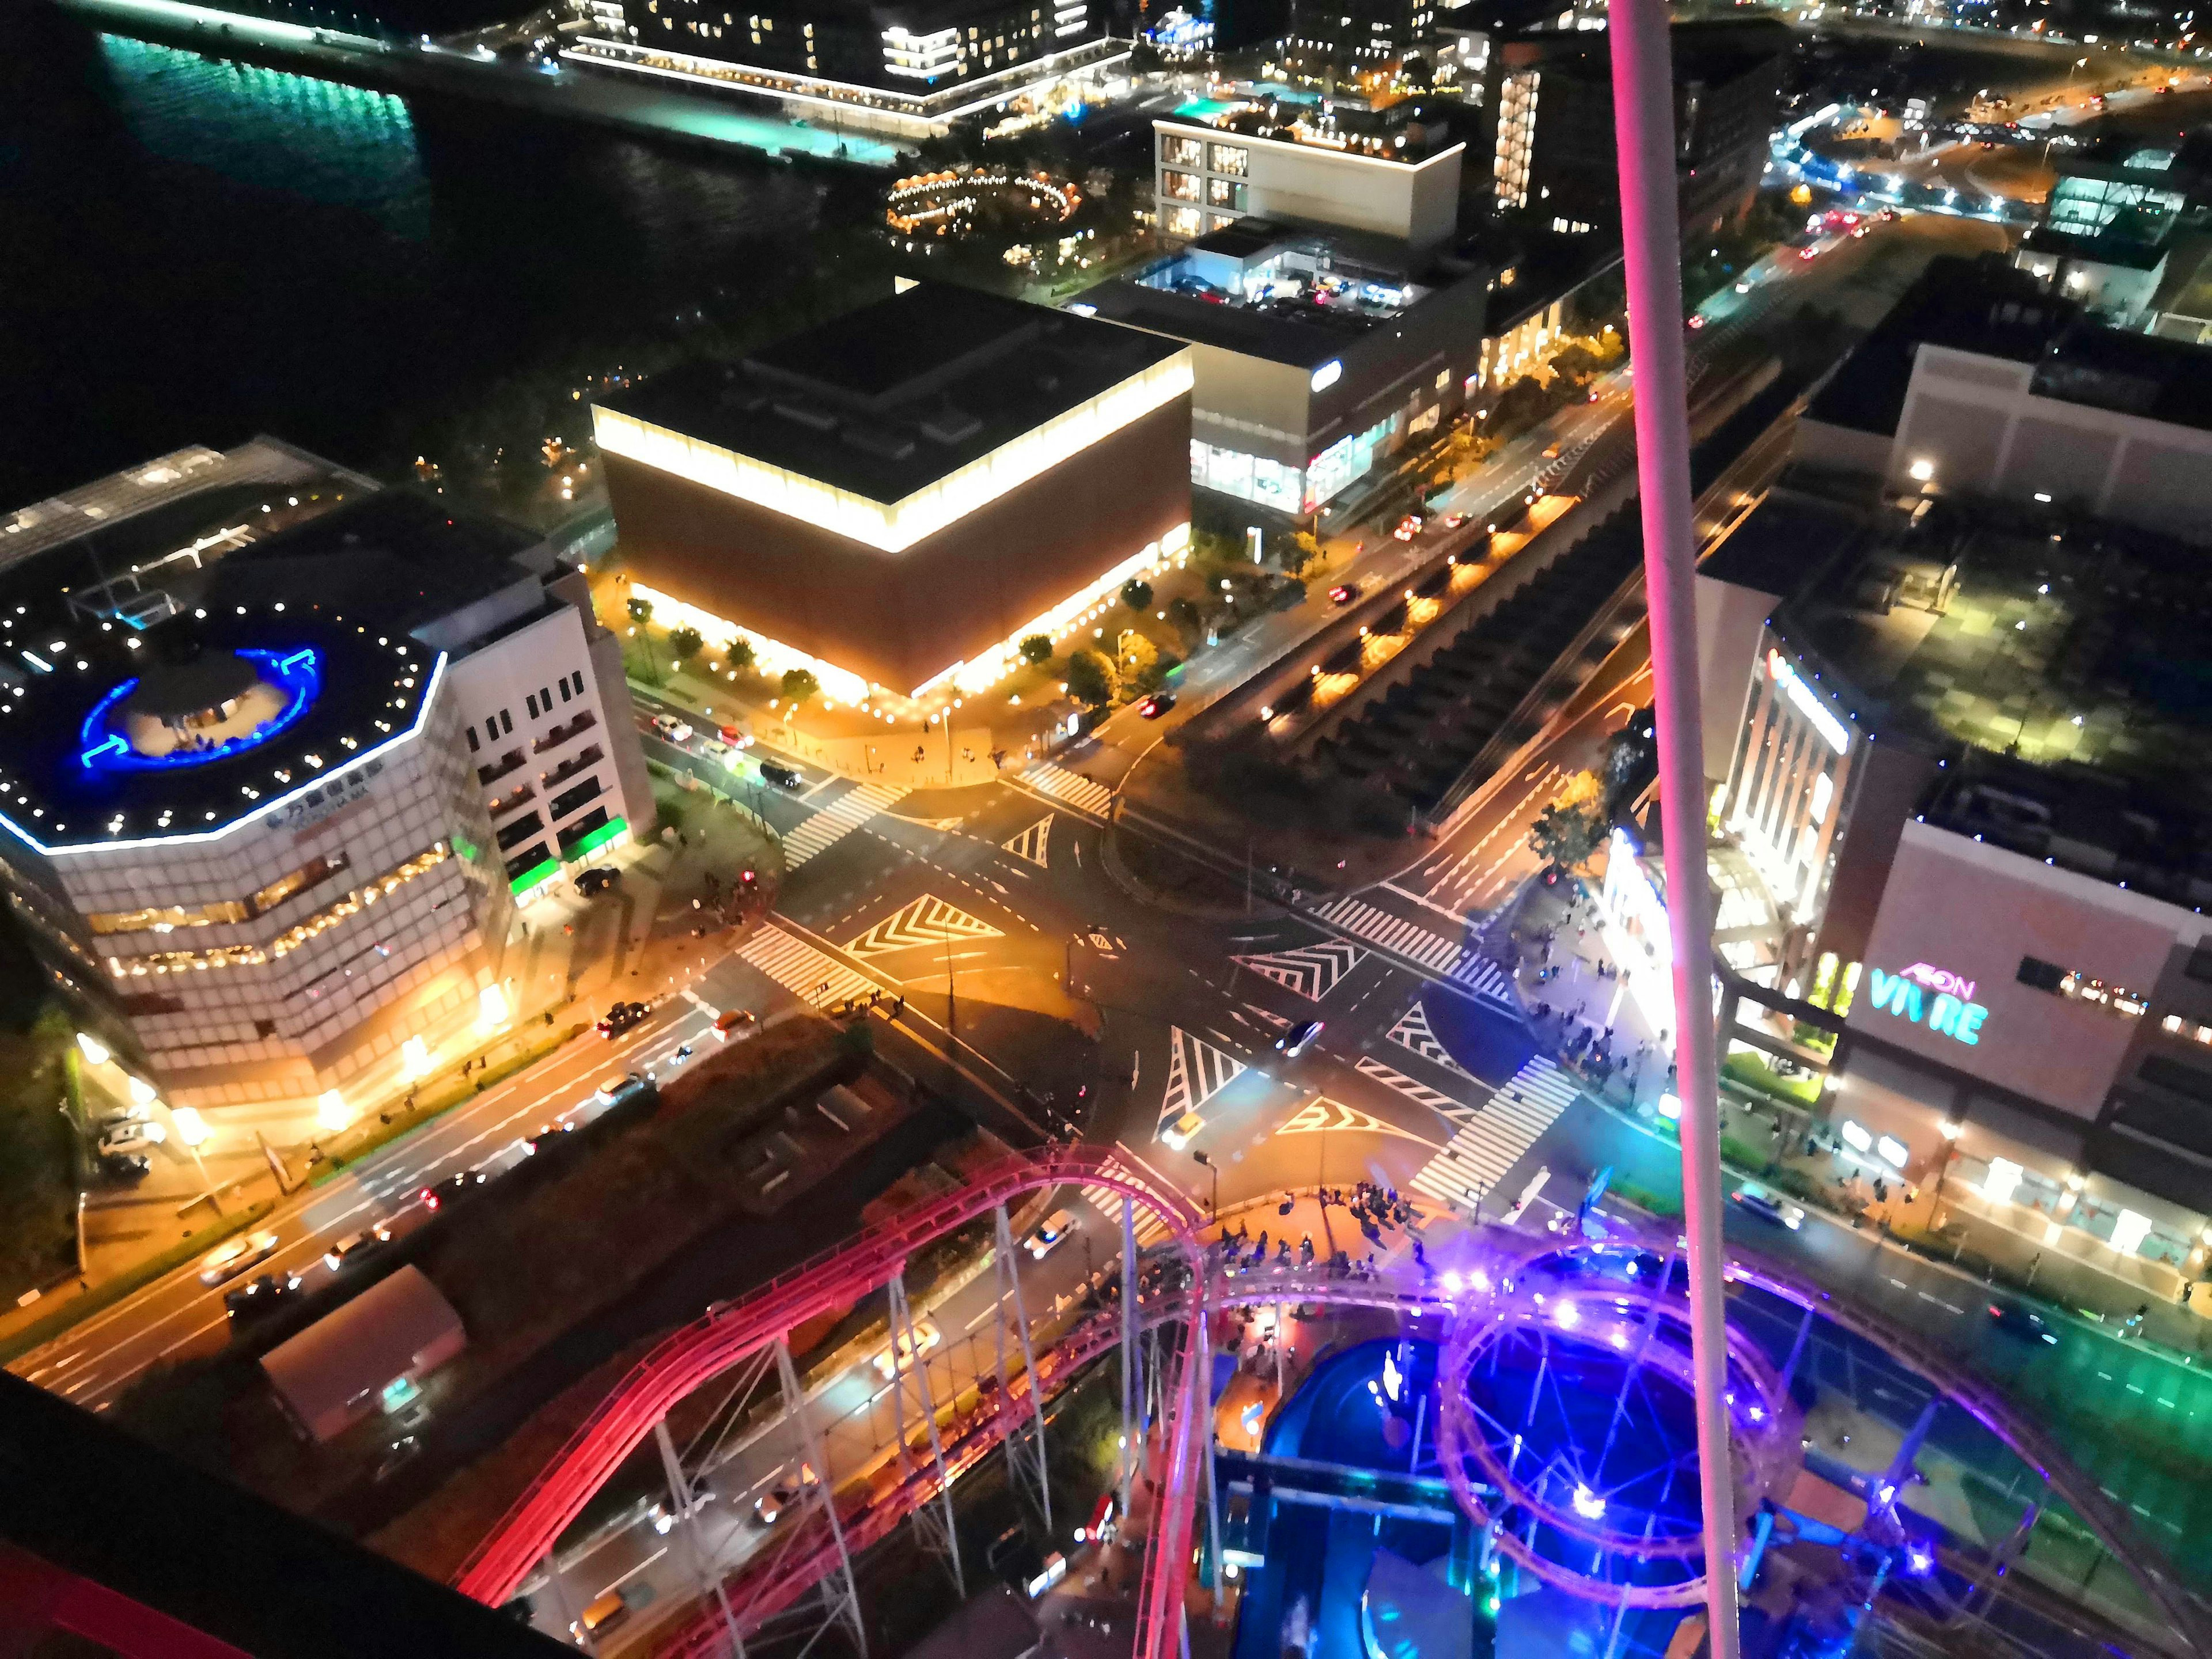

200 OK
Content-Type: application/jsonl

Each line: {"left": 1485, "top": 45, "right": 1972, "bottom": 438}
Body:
{"left": 9, "top": 0, "right": 2212, "bottom": 1653}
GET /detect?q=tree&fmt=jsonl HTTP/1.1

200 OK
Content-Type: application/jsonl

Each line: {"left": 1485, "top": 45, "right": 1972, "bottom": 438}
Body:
{"left": 781, "top": 668, "right": 820, "bottom": 706}
{"left": 1065, "top": 647, "right": 1117, "bottom": 707}
{"left": 1119, "top": 631, "right": 1160, "bottom": 691}
{"left": 1120, "top": 578, "right": 1154, "bottom": 612}
{"left": 1528, "top": 800, "right": 1607, "bottom": 873}
{"left": 668, "top": 626, "right": 703, "bottom": 666}
{"left": 626, "top": 594, "right": 653, "bottom": 626}
{"left": 1019, "top": 634, "right": 1054, "bottom": 666}
{"left": 724, "top": 637, "right": 757, "bottom": 675}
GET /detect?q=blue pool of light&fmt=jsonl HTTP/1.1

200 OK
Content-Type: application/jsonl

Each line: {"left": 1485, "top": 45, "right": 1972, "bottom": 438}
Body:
{"left": 78, "top": 647, "right": 321, "bottom": 772}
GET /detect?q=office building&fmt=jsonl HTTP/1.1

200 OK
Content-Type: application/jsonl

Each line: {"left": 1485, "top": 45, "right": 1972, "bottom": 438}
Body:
{"left": 1080, "top": 218, "right": 1488, "bottom": 516}
{"left": 593, "top": 281, "right": 1194, "bottom": 704}
{"left": 1151, "top": 94, "right": 1466, "bottom": 251}
{"left": 0, "top": 441, "right": 651, "bottom": 1110}
{"left": 2011, "top": 140, "right": 2187, "bottom": 328}
{"left": 1485, "top": 20, "right": 1786, "bottom": 242}
{"left": 1794, "top": 253, "right": 2212, "bottom": 544}
{"left": 573, "top": 0, "right": 1127, "bottom": 139}
{"left": 1280, "top": 0, "right": 1435, "bottom": 75}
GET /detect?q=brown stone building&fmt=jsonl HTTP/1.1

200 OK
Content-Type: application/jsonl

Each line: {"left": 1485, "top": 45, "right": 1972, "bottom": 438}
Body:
{"left": 593, "top": 282, "right": 1195, "bottom": 703}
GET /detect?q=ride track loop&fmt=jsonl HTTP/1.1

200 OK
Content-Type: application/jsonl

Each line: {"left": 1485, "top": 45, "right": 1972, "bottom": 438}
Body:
{"left": 451, "top": 1146, "right": 1204, "bottom": 1616}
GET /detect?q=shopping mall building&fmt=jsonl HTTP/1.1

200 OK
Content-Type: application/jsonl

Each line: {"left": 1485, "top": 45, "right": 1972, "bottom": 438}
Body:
{"left": 592, "top": 279, "right": 1194, "bottom": 707}
{"left": 0, "top": 440, "right": 652, "bottom": 1111}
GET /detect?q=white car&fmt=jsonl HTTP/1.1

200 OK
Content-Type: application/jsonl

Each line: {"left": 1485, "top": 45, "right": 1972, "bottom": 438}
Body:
{"left": 753, "top": 1461, "right": 819, "bottom": 1525}
{"left": 1025, "top": 1209, "right": 1076, "bottom": 1260}
{"left": 198, "top": 1229, "right": 281, "bottom": 1286}
{"left": 650, "top": 714, "right": 694, "bottom": 744}
{"left": 873, "top": 1318, "right": 941, "bottom": 1378}
{"left": 98, "top": 1120, "right": 166, "bottom": 1156}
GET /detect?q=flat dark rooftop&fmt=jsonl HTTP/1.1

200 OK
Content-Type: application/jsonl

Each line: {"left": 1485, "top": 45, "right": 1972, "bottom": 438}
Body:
{"left": 601, "top": 282, "right": 1184, "bottom": 504}
{"left": 1699, "top": 487, "right": 1865, "bottom": 598}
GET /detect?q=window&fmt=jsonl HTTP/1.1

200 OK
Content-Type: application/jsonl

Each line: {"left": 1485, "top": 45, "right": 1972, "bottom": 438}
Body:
{"left": 1208, "top": 143, "right": 1248, "bottom": 176}
{"left": 540, "top": 685, "right": 552, "bottom": 711}
{"left": 465, "top": 726, "right": 480, "bottom": 753}
{"left": 484, "top": 719, "right": 499, "bottom": 745}
{"left": 502, "top": 709, "right": 514, "bottom": 735}
{"left": 550, "top": 775, "right": 605, "bottom": 822}
{"left": 2142, "top": 1053, "right": 2212, "bottom": 1104}
{"left": 497, "top": 812, "right": 547, "bottom": 853}
{"left": 503, "top": 842, "right": 552, "bottom": 881}
{"left": 1166, "top": 205, "right": 1204, "bottom": 238}
{"left": 1207, "top": 178, "right": 1246, "bottom": 210}
{"left": 2187, "top": 945, "right": 2212, "bottom": 984}
{"left": 1162, "top": 134, "right": 1204, "bottom": 168}
{"left": 1435, "top": 369, "right": 1451, "bottom": 391}
{"left": 2017, "top": 955, "right": 2147, "bottom": 1017}
{"left": 558, "top": 675, "right": 573, "bottom": 703}
{"left": 2162, "top": 1013, "right": 2212, "bottom": 1047}
{"left": 1162, "top": 169, "right": 1201, "bottom": 203}
{"left": 1410, "top": 406, "right": 1440, "bottom": 434}
{"left": 87, "top": 855, "right": 349, "bottom": 935}
{"left": 525, "top": 692, "right": 540, "bottom": 719}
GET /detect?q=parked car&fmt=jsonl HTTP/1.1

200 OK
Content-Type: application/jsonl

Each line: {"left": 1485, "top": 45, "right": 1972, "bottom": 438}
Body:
{"left": 1986, "top": 1301, "right": 2060, "bottom": 1345}
{"left": 873, "top": 1317, "right": 941, "bottom": 1378}
{"left": 575, "top": 866, "right": 619, "bottom": 896}
{"left": 1025, "top": 1209, "right": 1077, "bottom": 1260}
{"left": 649, "top": 714, "right": 694, "bottom": 743}
{"left": 759, "top": 759, "right": 804, "bottom": 790}
{"left": 715, "top": 1007, "right": 760, "bottom": 1041}
{"left": 198, "top": 1229, "right": 281, "bottom": 1286}
{"left": 97, "top": 1120, "right": 166, "bottom": 1156}
{"left": 1730, "top": 1183, "right": 1805, "bottom": 1231}
{"left": 224, "top": 1270, "right": 306, "bottom": 1322}
{"left": 597, "top": 1000, "right": 649, "bottom": 1038}
{"left": 1276, "top": 1018, "right": 1324, "bottom": 1058}
{"left": 324, "top": 1223, "right": 393, "bottom": 1271}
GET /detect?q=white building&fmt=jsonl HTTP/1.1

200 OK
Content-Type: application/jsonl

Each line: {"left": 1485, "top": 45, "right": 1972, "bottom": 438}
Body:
{"left": 1152, "top": 112, "right": 1464, "bottom": 251}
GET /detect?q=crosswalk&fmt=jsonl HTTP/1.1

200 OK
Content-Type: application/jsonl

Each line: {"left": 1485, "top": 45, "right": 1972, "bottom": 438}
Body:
{"left": 1313, "top": 895, "right": 1519, "bottom": 1010}
{"left": 1407, "top": 1056, "right": 1581, "bottom": 1213}
{"left": 1022, "top": 760, "right": 1113, "bottom": 817}
{"left": 782, "top": 782, "right": 906, "bottom": 868}
{"left": 1232, "top": 940, "right": 1367, "bottom": 1002}
{"left": 1077, "top": 1162, "right": 1173, "bottom": 1247}
{"left": 737, "top": 922, "right": 878, "bottom": 1008}
{"left": 1354, "top": 1055, "right": 1469, "bottom": 1121}
{"left": 1386, "top": 1003, "right": 1474, "bottom": 1080}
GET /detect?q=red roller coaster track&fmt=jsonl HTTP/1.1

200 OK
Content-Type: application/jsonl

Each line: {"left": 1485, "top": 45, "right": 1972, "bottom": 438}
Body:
{"left": 453, "top": 1146, "right": 1202, "bottom": 1617}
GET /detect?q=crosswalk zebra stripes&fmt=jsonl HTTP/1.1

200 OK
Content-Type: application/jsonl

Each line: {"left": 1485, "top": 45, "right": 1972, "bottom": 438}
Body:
{"left": 1354, "top": 1056, "right": 1471, "bottom": 1121}
{"left": 1231, "top": 940, "right": 1367, "bottom": 1002}
{"left": 846, "top": 894, "right": 1002, "bottom": 960}
{"left": 1077, "top": 1169, "right": 1173, "bottom": 1247}
{"left": 1313, "top": 895, "right": 1519, "bottom": 1010}
{"left": 1386, "top": 1003, "right": 1474, "bottom": 1080}
{"left": 1407, "top": 1056, "right": 1581, "bottom": 1214}
{"left": 1002, "top": 815, "right": 1052, "bottom": 869}
{"left": 781, "top": 782, "right": 907, "bottom": 868}
{"left": 1157, "top": 1026, "right": 1247, "bottom": 1134}
{"left": 737, "top": 922, "right": 879, "bottom": 1008}
{"left": 1022, "top": 760, "right": 1113, "bottom": 817}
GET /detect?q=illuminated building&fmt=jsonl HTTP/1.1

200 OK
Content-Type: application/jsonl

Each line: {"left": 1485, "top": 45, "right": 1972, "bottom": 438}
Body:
{"left": 1279, "top": 0, "right": 1434, "bottom": 75}
{"left": 0, "top": 444, "right": 651, "bottom": 1109}
{"left": 592, "top": 281, "right": 1193, "bottom": 702}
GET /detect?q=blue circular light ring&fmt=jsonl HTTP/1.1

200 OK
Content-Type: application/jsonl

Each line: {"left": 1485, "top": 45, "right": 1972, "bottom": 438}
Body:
{"left": 78, "top": 648, "right": 321, "bottom": 773}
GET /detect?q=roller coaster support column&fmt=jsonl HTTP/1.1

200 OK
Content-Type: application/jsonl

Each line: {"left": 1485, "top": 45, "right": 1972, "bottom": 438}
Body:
{"left": 774, "top": 1336, "right": 865, "bottom": 1655}
{"left": 887, "top": 1272, "right": 965, "bottom": 1599}
{"left": 1778, "top": 1302, "right": 1816, "bottom": 1398}
{"left": 991, "top": 1205, "right": 1053, "bottom": 1532}
{"left": 1194, "top": 1255, "right": 1224, "bottom": 1612}
{"left": 1610, "top": 0, "right": 1740, "bottom": 1652}
{"left": 1120, "top": 1196, "right": 1142, "bottom": 1519}
{"left": 655, "top": 1418, "right": 743, "bottom": 1653}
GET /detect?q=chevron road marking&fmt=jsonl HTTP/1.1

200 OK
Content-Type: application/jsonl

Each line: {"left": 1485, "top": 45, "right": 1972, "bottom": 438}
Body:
{"left": 1157, "top": 1026, "right": 1248, "bottom": 1135}
{"left": 737, "top": 923, "right": 879, "bottom": 1008}
{"left": 1386, "top": 1003, "right": 1475, "bottom": 1081}
{"left": 782, "top": 782, "right": 907, "bottom": 868}
{"left": 1277, "top": 1096, "right": 1443, "bottom": 1150}
{"left": 1230, "top": 940, "right": 1368, "bottom": 1002}
{"left": 1002, "top": 815, "right": 1053, "bottom": 869}
{"left": 1354, "top": 1056, "right": 1474, "bottom": 1123}
{"left": 1021, "top": 760, "right": 1113, "bottom": 817}
{"left": 1408, "top": 1056, "right": 1581, "bottom": 1213}
{"left": 845, "top": 895, "right": 1004, "bottom": 961}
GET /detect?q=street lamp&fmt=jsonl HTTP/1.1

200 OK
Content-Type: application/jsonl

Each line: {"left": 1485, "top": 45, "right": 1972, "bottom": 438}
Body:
{"left": 1192, "top": 1149, "right": 1219, "bottom": 1222}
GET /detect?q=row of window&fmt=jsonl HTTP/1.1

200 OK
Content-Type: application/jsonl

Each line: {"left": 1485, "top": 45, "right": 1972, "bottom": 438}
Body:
{"left": 2016, "top": 955, "right": 2149, "bottom": 1018}
{"left": 1159, "top": 137, "right": 1249, "bottom": 177}
{"left": 86, "top": 853, "right": 349, "bottom": 937}
{"left": 465, "top": 669, "right": 588, "bottom": 755}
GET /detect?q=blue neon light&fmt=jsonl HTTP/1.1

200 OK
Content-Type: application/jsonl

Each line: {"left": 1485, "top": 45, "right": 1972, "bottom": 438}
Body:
{"left": 77, "top": 647, "right": 323, "bottom": 774}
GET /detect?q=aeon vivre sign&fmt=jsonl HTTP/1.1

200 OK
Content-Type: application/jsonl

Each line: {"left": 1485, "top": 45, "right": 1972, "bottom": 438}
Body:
{"left": 1866, "top": 962, "right": 1987, "bottom": 1046}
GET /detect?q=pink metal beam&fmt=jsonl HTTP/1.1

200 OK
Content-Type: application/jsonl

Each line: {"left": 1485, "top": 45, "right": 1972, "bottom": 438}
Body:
{"left": 1608, "top": 3, "right": 1743, "bottom": 1654}
{"left": 453, "top": 1146, "right": 1202, "bottom": 1609}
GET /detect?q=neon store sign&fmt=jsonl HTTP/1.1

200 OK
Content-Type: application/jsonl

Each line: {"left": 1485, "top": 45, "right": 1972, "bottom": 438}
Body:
{"left": 1866, "top": 962, "right": 1986, "bottom": 1046}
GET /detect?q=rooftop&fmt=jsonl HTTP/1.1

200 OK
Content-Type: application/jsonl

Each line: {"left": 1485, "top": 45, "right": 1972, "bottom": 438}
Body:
{"left": 1157, "top": 96, "right": 1460, "bottom": 166}
{"left": 595, "top": 282, "right": 1185, "bottom": 504}
{"left": 1802, "top": 253, "right": 2212, "bottom": 438}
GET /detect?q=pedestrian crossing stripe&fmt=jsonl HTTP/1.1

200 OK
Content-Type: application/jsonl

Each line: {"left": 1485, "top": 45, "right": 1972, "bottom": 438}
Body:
{"left": 1407, "top": 1056, "right": 1581, "bottom": 1213}
{"left": 1022, "top": 760, "right": 1113, "bottom": 817}
{"left": 845, "top": 894, "right": 1003, "bottom": 960}
{"left": 1278, "top": 1096, "right": 1441, "bottom": 1149}
{"left": 738, "top": 923, "right": 879, "bottom": 1009}
{"left": 1354, "top": 1056, "right": 1473, "bottom": 1122}
{"left": 1002, "top": 815, "right": 1052, "bottom": 869}
{"left": 1386, "top": 1003, "right": 1475, "bottom": 1081}
{"left": 782, "top": 782, "right": 907, "bottom": 868}
{"left": 1078, "top": 1173, "right": 1171, "bottom": 1246}
{"left": 1231, "top": 940, "right": 1368, "bottom": 1002}
{"left": 1313, "top": 895, "right": 1518, "bottom": 1012}
{"left": 1157, "top": 1026, "right": 1247, "bottom": 1135}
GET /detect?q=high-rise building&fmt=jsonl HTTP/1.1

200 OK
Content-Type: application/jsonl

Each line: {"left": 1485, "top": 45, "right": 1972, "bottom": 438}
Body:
{"left": 1281, "top": 0, "right": 1435, "bottom": 75}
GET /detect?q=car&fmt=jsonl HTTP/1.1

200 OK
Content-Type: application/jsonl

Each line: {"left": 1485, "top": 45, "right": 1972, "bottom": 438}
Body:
{"left": 1327, "top": 584, "right": 1357, "bottom": 605}
{"left": 596, "top": 1070, "right": 650, "bottom": 1104}
{"left": 97, "top": 1120, "right": 166, "bottom": 1156}
{"left": 759, "top": 759, "right": 804, "bottom": 790}
{"left": 1025, "top": 1209, "right": 1077, "bottom": 1259}
{"left": 753, "top": 1461, "right": 820, "bottom": 1525}
{"left": 649, "top": 714, "right": 694, "bottom": 743}
{"left": 1137, "top": 693, "right": 1175, "bottom": 719}
{"left": 101, "top": 1151, "right": 151, "bottom": 1181}
{"left": 571, "top": 1589, "right": 634, "bottom": 1641}
{"left": 198, "top": 1229, "right": 281, "bottom": 1286}
{"left": 324, "top": 1223, "right": 393, "bottom": 1271}
{"left": 1687, "top": 314, "right": 1706, "bottom": 329}
{"left": 717, "top": 722, "right": 753, "bottom": 748}
{"left": 1730, "top": 1184, "right": 1805, "bottom": 1231}
{"left": 1986, "top": 1301, "right": 2059, "bottom": 1344}
{"left": 1160, "top": 1110, "right": 1205, "bottom": 1152}
{"left": 97, "top": 1103, "right": 150, "bottom": 1128}
{"left": 1392, "top": 514, "right": 1424, "bottom": 541}
{"left": 873, "top": 1318, "right": 942, "bottom": 1378}
{"left": 1798, "top": 245, "right": 1820, "bottom": 262}
{"left": 575, "top": 866, "right": 619, "bottom": 896}
{"left": 597, "top": 1000, "right": 649, "bottom": 1038}
{"left": 1276, "top": 1018, "right": 1324, "bottom": 1058}
{"left": 715, "top": 1007, "right": 760, "bottom": 1041}
{"left": 1440, "top": 512, "right": 1467, "bottom": 529}
{"left": 224, "top": 1270, "right": 306, "bottom": 1321}
{"left": 1734, "top": 280, "right": 1752, "bottom": 294}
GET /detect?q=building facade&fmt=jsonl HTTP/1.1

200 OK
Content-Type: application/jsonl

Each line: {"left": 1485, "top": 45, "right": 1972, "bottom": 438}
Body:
{"left": 1152, "top": 109, "right": 1465, "bottom": 251}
